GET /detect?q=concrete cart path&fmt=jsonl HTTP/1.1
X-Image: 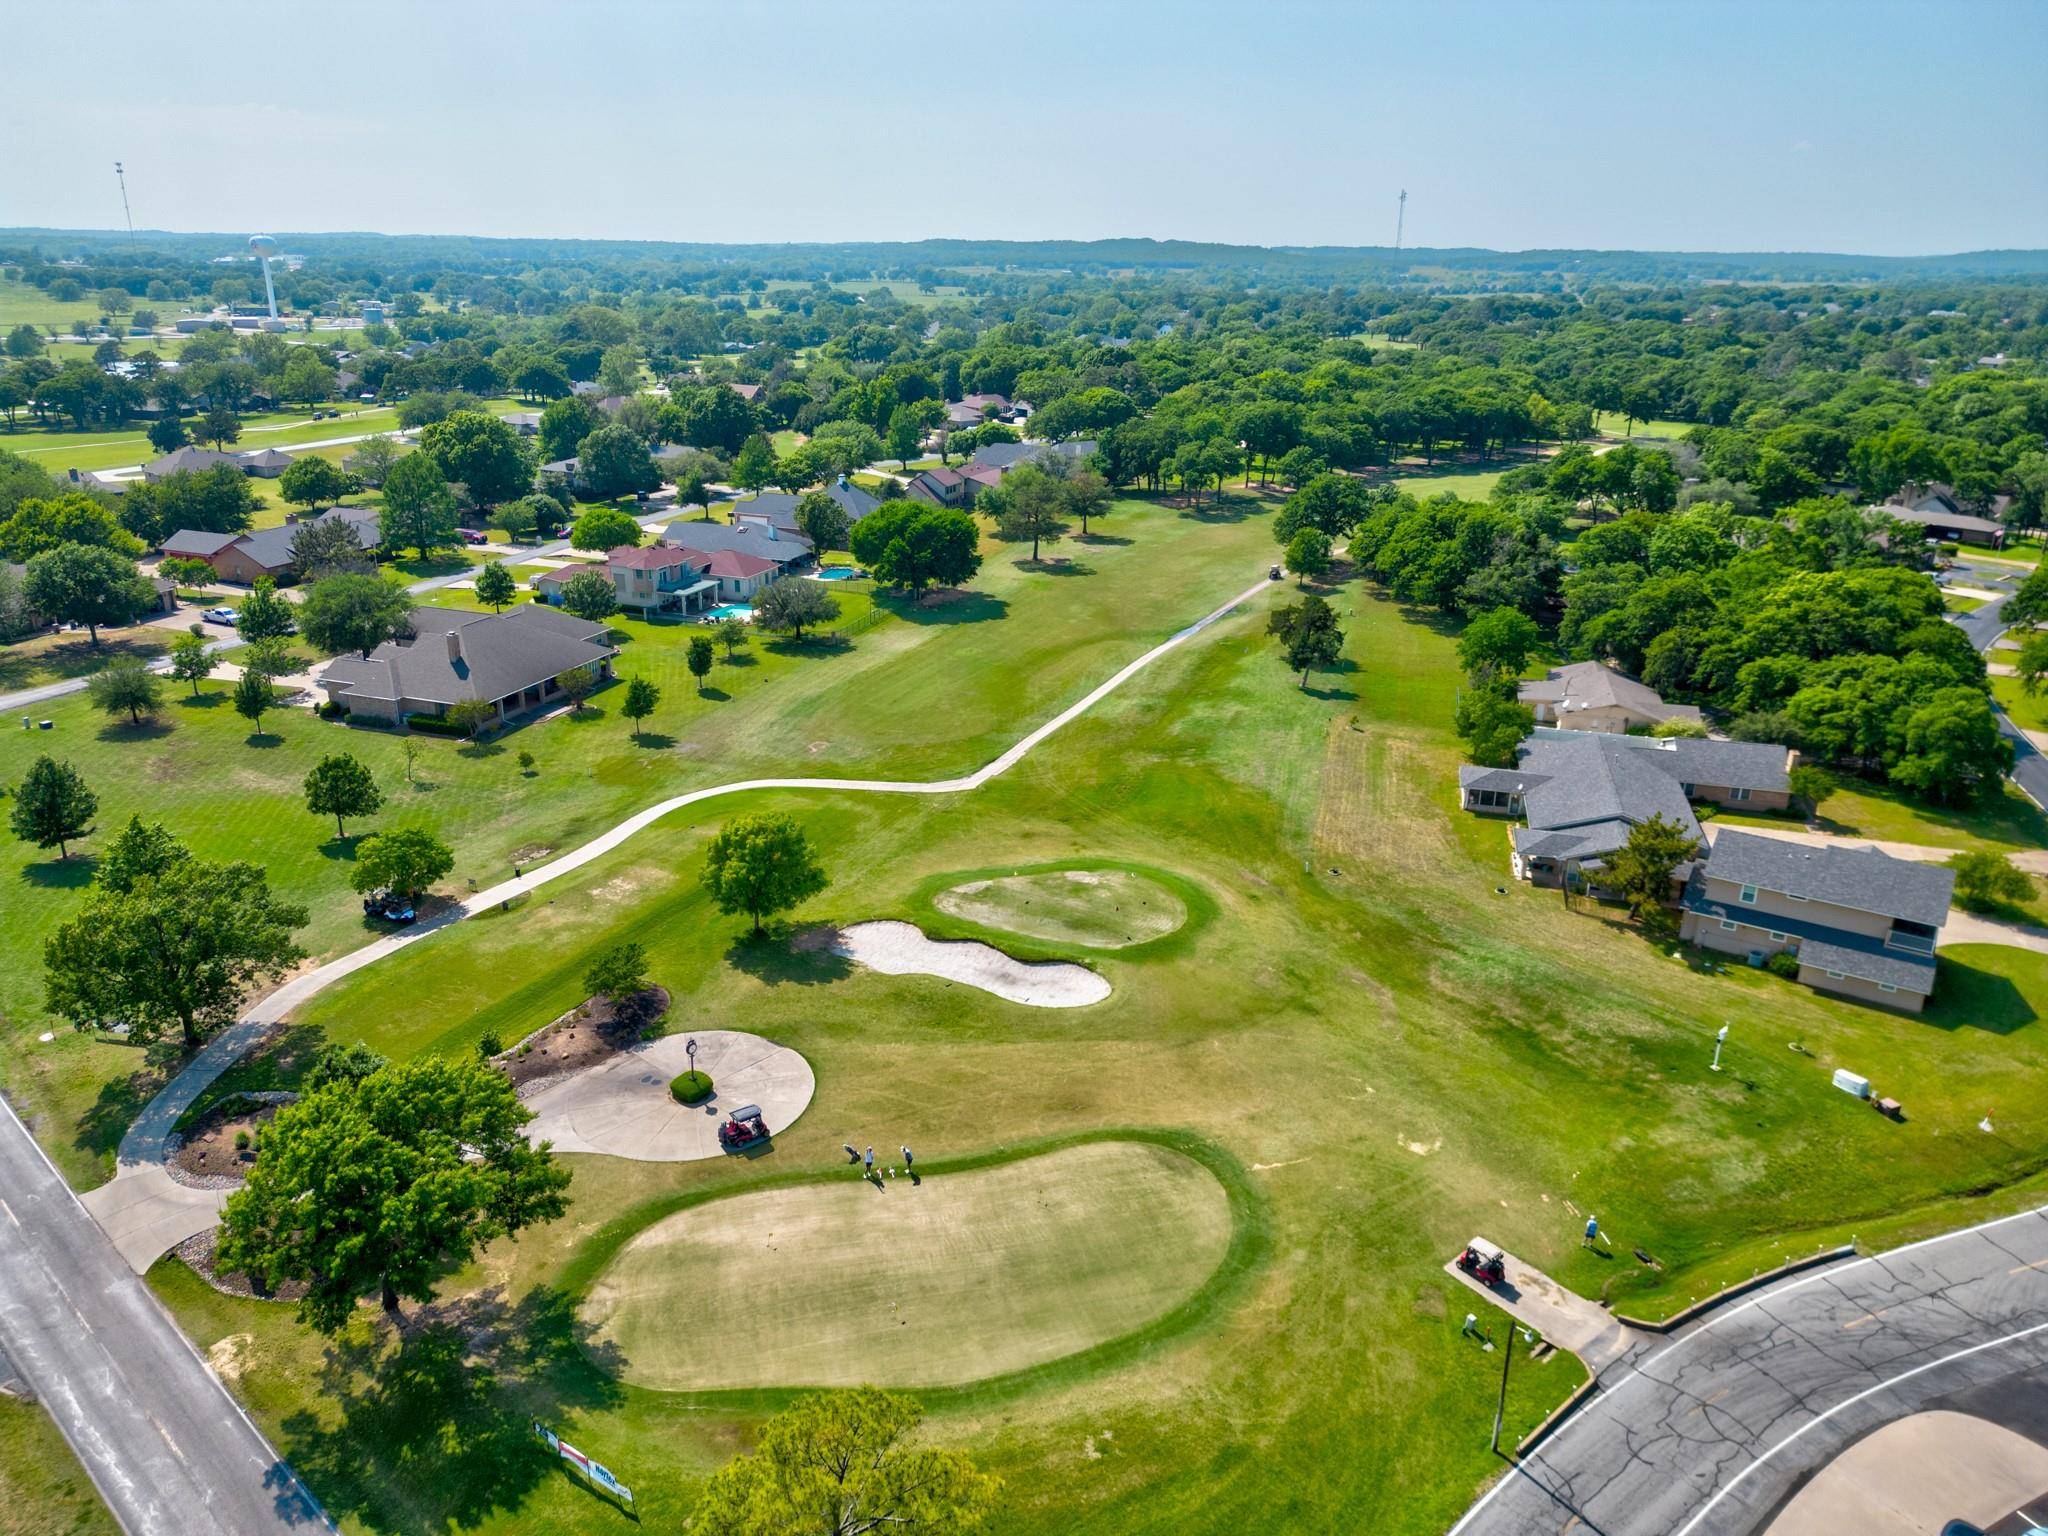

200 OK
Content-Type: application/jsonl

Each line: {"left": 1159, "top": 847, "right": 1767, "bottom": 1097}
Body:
{"left": 1445, "top": 1241, "right": 1645, "bottom": 1375}
{"left": 80, "top": 568, "right": 1282, "bottom": 1272}
{"left": 521, "top": 1031, "right": 814, "bottom": 1161}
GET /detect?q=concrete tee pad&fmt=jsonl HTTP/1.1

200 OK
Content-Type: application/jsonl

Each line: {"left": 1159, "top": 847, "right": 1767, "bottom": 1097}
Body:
{"left": 520, "top": 1030, "right": 813, "bottom": 1162}
{"left": 1445, "top": 1238, "right": 1643, "bottom": 1374}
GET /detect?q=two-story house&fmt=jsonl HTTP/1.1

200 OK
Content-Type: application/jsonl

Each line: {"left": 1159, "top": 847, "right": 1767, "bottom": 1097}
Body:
{"left": 1679, "top": 829, "right": 1953, "bottom": 1011}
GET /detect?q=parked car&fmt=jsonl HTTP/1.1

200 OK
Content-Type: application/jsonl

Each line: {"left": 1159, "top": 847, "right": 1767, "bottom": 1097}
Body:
{"left": 459, "top": 528, "right": 488, "bottom": 545}
{"left": 202, "top": 606, "right": 238, "bottom": 625}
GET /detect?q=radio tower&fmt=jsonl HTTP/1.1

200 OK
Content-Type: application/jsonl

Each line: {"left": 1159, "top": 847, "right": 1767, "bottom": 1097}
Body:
{"left": 114, "top": 162, "right": 134, "bottom": 239}
{"left": 1395, "top": 189, "right": 1407, "bottom": 251}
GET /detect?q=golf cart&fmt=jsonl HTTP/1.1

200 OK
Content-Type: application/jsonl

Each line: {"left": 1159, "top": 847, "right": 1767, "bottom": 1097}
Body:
{"left": 361, "top": 887, "right": 418, "bottom": 925}
{"left": 1456, "top": 1239, "right": 1507, "bottom": 1288}
{"left": 718, "top": 1104, "right": 770, "bottom": 1151}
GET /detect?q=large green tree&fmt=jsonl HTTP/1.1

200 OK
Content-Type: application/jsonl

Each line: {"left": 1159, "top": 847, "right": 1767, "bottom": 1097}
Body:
{"left": 693, "top": 1388, "right": 999, "bottom": 1536}
{"left": 0, "top": 492, "right": 143, "bottom": 562}
{"left": 303, "top": 753, "right": 382, "bottom": 838}
{"left": 1606, "top": 814, "right": 1701, "bottom": 934}
{"left": 419, "top": 410, "right": 534, "bottom": 509}
{"left": 569, "top": 505, "right": 641, "bottom": 552}
{"left": 848, "top": 501, "right": 980, "bottom": 597}
{"left": 576, "top": 424, "right": 660, "bottom": 501}
{"left": 278, "top": 457, "right": 360, "bottom": 515}
{"left": 9, "top": 756, "right": 97, "bottom": 858}
{"left": 43, "top": 852, "right": 307, "bottom": 1051}
{"left": 701, "top": 812, "right": 829, "bottom": 935}
{"left": 379, "top": 451, "right": 459, "bottom": 557}
{"left": 298, "top": 573, "right": 413, "bottom": 657}
{"left": 754, "top": 577, "right": 840, "bottom": 641}
{"left": 350, "top": 826, "right": 454, "bottom": 899}
{"left": 216, "top": 1057, "right": 570, "bottom": 1330}
{"left": 23, "top": 543, "right": 154, "bottom": 645}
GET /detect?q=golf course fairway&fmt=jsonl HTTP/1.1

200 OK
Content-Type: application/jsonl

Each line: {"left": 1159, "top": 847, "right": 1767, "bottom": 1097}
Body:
{"left": 585, "top": 1139, "right": 1234, "bottom": 1391}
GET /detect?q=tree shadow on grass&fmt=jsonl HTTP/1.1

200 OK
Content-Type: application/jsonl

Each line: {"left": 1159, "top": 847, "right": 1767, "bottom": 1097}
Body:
{"left": 456, "top": 740, "right": 506, "bottom": 759}
{"left": 281, "top": 1286, "right": 625, "bottom": 1536}
{"left": 725, "top": 925, "right": 854, "bottom": 987}
{"left": 1075, "top": 532, "right": 1133, "bottom": 547}
{"left": 629, "top": 732, "right": 677, "bottom": 750}
{"left": 177, "top": 691, "right": 228, "bottom": 709}
{"left": 245, "top": 732, "right": 285, "bottom": 748}
{"left": 719, "top": 651, "right": 759, "bottom": 668}
{"left": 1302, "top": 683, "right": 1359, "bottom": 702}
{"left": 20, "top": 854, "right": 97, "bottom": 888}
{"left": 1013, "top": 557, "right": 1094, "bottom": 577}
{"left": 96, "top": 717, "right": 175, "bottom": 743}
{"left": 877, "top": 590, "right": 1008, "bottom": 627}
{"left": 693, "top": 686, "right": 731, "bottom": 702}
{"left": 73, "top": 1055, "right": 167, "bottom": 1170}
{"left": 317, "top": 835, "right": 363, "bottom": 863}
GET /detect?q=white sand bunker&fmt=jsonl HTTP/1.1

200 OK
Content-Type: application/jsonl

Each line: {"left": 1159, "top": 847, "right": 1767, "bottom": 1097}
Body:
{"left": 832, "top": 921, "right": 1110, "bottom": 1008}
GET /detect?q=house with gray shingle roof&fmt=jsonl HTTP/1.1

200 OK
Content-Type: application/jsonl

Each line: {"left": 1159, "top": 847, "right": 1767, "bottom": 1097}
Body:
{"left": 160, "top": 507, "right": 379, "bottom": 585}
{"left": 1518, "top": 661, "right": 1704, "bottom": 734}
{"left": 657, "top": 518, "right": 812, "bottom": 571}
{"left": 1679, "top": 829, "right": 1953, "bottom": 1011}
{"left": 1458, "top": 728, "right": 1793, "bottom": 886}
{"left": 317, "top": 603, "right": 616, "bottom": 726}
{"left": 726, "top": 477, "right": 879, "bottom": 536}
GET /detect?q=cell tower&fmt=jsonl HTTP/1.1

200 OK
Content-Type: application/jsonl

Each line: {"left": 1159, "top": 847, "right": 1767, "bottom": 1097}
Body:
{"left": 114, "top": 162, "right": 133, "bottom": 239}
{"left": 1395, "top": 189, "right": 1407, "bottom": 251}
{"left": 248, "top": 234, "right": 279, "bottom": 320}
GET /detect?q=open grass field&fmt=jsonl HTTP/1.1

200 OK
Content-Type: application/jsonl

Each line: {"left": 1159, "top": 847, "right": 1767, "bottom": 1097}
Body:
{"left": 1994, "top": 673, "right": 2048, "bottom": 734}
{"left": 933, "top": 865, "right": 1189, "bottom": 949}
{"left": 1592, "top": 410, "right": 1698, "bottom": 440}
{"left": 0, "top": 1394, "right": 119, "bottom": 1536}
{"left": 93, "top": 524, "right": 2048, "bottom": 1536}
{"left": 587, "top": 1138, "right": 1234, "bottom": 1391}
{"left": 0, "top": 625, "right": 174, "bottom": 696}
{"left": 0, "top": 276, "right": 115, "bottom": 334}
{"left": 0, "top": 493, "right": 1290, "bottom": 1188}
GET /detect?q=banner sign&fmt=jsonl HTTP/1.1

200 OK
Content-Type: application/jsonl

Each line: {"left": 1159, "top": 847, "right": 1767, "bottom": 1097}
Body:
{"left": 533, "top": 1420, "right": 633, "bottom": 1506}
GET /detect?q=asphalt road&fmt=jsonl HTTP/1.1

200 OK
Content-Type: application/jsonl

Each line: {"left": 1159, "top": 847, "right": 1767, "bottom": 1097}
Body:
{"left": 1945, "top": 574, "right": 2048, "bottom": 809}
{"left": 1449, "top": 1204, "right": 2048, "bottom": 1536}
{"left": 0, "top": 1098, "right": 329, "bottom": 1535}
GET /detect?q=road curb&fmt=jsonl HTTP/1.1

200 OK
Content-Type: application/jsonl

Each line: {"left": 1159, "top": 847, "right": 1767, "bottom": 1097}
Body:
{"left": 1515, "top": 1371, "right": 1600, "bottom": 1458}
{"left": 1614, "top": 1244, "right": 1857, "bottom": 1333}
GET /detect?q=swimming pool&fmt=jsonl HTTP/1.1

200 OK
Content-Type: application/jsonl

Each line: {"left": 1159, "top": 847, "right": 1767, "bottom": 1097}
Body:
{"left": 701, "top": 604, "right": 754, "bottom": 623}
{"left": 812, "top": 567, "right": 865, "bottom": 581}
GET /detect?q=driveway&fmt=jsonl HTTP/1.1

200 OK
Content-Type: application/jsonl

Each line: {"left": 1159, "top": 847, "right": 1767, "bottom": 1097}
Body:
{"left": 1448, "top": 1204, "right": 2048, "bottom": 1536}
{"left": 520, "top": 1031, "right": 814, "bottom": 1161}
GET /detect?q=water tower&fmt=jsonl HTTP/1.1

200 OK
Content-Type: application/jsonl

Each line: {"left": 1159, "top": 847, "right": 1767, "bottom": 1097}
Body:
{"left": 247, "top": 234, "right": 279, "bottom": 320}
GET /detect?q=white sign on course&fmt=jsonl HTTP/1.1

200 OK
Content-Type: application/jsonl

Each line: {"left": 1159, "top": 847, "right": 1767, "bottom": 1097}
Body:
{"left": 532, "top": 1420, "right": 634, "bottom": 1506}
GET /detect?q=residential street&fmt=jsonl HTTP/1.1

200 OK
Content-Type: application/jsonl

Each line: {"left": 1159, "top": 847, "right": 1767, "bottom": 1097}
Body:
{"left": 0, "top": 1097, "right": 329, "bottom": 1535}
{"left": 1450, "top": 1205, "right": 2048, "bottom": 1536}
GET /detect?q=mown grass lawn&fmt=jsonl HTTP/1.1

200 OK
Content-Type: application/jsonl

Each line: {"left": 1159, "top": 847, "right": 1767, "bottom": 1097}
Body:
{"left": 0, "top": 493, "right": 1288, "bottom": 1187}
{"left": 0, "top": 1394, "right": 119, "bottom": 1536}
{"left": 126, "top": 555, "right": 2048, "bottom": 1536}
{"left": 1712, "top": 776, "right": 2048, "bottom": 855}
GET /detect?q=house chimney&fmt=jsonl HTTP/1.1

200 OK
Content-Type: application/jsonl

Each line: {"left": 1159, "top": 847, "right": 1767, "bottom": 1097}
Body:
{"left": 445, "top": 629, "right": 463, "bottom": 663}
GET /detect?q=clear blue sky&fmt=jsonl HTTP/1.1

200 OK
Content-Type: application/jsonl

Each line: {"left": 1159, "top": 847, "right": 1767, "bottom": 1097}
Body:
{"left": 3, "top": 0, "right": 2042, "bottom": 254}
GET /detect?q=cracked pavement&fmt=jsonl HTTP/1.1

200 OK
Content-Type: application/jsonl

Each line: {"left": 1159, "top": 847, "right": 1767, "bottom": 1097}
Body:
{"left": 1449, "top": 1204, "right": 2048, "bottom": 1536}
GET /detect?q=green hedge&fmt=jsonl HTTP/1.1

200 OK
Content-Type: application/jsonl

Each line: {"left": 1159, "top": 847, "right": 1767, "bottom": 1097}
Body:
{"left": 404, "top": 712, "right": 470, "bottom": 736}
{"left": 670, "top": 1070, "right": 714, "bottom": 1104}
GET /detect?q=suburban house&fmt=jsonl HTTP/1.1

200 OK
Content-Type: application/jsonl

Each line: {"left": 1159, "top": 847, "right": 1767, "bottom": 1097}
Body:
{"left": 503, "top": 411, "right": 542, "bottom": 436}
{"left": 1875, "top": 483, "right": 2009, "bottom": 548}
{"left": 141, "top": 446, "right": 245, "bottom": 482}
{"left": 317, "top": 604, "right": 616, "bottom": 726}
{"left": 1518, "top": 661, "right": 1705, "bottom": 734}
{"left": 968, "top": 438, "right": 1097, "bottom": 474}
{"left": 1679, "top": 828, "right": 1953, "bottom": 1011}
{"left": 238, "top": 448, "right": 292, "bottom": 478}
{"left": 725, "top": 382, "right": 762, "bottom": 401}
{"left": 726, "top": 477, "right": 879, "bottom": 536}
{"left": 905, "top": 461, "right": 1008, "bottom": 507}
{"left": 533, "top": 545, "right": 722, "bottom": 616}
{"left": 160, "top": 507, "right": 380, "bottom": 585}
{"left": 659, "top": 518, "right": 813, "bottom": 573}
{"left": 945, "top": 393, "right": 1023, "bottom": 429}
{"left": 1458, "top": 727, "right": 1795, "bottom": 886}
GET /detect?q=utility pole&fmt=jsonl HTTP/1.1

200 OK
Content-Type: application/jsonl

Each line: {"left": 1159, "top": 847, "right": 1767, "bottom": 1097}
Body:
{"left": 1395, "top": 189, "right": 1407, "bottom": 251}
{"left": 1490, "top": 1325, "right": 1515, "bottom": 1454}
{"left": 113, "top": 162, "right": 134, "bottom": 239}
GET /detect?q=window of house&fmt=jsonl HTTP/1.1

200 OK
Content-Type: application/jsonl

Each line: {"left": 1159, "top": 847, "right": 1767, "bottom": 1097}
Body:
{"left": 1679, "top": 781, "right": 1696, "bottom": 796}
{"left": 1879, "top": 983, "right": 1898, "bottom": 994}
{"left": 1767, "top": 931, "right": 1786, "bottom": 941}
{"left": 1729, "top": 786, "right": 1751, "bottom": 802}
{"left": 1719, "top": 918, "right": 1738, "bottom": 932}
{"left": 1738, "top": 885, "right": 1758, "bottom": 904}
{"left": 1825, "top": 969, "right": 1845, "bottom": 979}
{"left": 1786, "top": 893, "right": 1807, "bottom": 902}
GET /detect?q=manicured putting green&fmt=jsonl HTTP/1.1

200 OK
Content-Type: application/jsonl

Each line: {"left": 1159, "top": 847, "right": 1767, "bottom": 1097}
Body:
{"left": 586, "top": 1140, "right": 1232, "bottom": 1390}
{"left": 935, "top": 867, "right": 1188, "bottom": 948}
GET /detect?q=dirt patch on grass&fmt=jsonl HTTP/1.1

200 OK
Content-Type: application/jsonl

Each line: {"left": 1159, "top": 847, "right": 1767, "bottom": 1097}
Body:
{"left": 498, "top": 986, "right": 670, "bottom": 1093}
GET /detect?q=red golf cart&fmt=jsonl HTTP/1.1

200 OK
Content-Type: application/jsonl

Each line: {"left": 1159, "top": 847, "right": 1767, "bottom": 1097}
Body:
{"left": 718, "top": 1104, "right": 770, "bottom": 1150}
{"left": 1456, "top": 1239, "right": 1507, "bottom": 1288}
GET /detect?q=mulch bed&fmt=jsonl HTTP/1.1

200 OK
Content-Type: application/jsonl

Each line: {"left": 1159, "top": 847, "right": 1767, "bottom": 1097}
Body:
{"left": 170, "top": 1098, "right": 287, "bottom": 1184}
{"left": 171, "top": 1227, "right": 309, "bottom": 1303}
{"left": 498, "top": 986, "right": 670, "bottom": 1092}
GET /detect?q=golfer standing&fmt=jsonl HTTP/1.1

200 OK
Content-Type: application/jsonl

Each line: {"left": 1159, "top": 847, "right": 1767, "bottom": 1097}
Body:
{"left": 864, "top": 1146, "right": 875, "bottom": 1175}
{"left": 901, "top": 1145, "right": 913, "bottom": 1170}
